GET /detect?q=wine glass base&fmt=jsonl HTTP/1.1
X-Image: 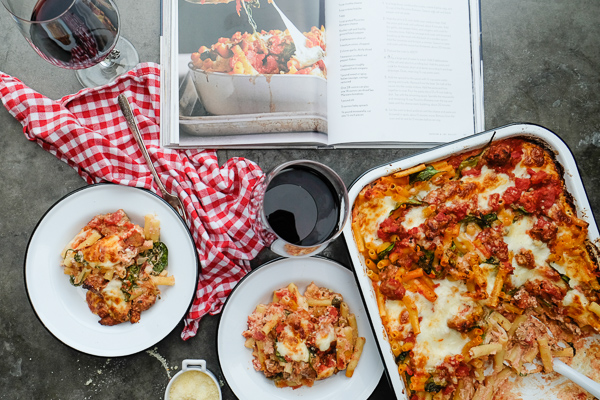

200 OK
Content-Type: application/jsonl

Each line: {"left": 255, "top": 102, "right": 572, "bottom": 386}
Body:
{"left": 75, "top": 37, "right": 140, "bottom": 88}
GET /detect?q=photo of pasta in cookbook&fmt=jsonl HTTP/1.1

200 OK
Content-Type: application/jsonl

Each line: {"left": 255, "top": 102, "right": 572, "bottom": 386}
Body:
{"left": 189, "top": 26, "right": 326, "bottom": 77}
{"left": 176, "top": 0, "right": 328, "bottom": 144}
{"left": 163, "top": 0, "right": 484, "bottom": 148}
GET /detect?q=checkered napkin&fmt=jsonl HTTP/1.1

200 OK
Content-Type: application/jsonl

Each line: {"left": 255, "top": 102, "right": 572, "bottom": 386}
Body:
{"left": 0, "top": 62, "right": 266, "bottom": 340}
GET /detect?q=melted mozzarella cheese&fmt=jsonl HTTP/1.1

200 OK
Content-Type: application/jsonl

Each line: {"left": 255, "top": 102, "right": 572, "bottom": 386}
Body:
{"left": 462, "top": 165, "right": 492, "bottom": 185}
{"left": 359, "top": 196, "right": 397, "bottom": 244}
{"left": 550, "top": 262, "right": 581, "bottom": 289}
{"left": 512, "top": 161, "right": 530, "bottom": 179}
{"left": 416, "top": 190, "right": 431, "bottom": 199}
{"left": 504, "top": 217, "right": 550, "bottom": 287}
{"left": 401, "top": 206, "right": 427, "bottom": 230}
{"left": 81, "top": 235, "right": 131, "bottom": 269}
{"left": 463, "top": 165, "right": 514, "bottom": 210}
{"left": 409, "top": 280, "right": 475, "bottom": 371}
{"left": 562, "top": 288, "right": 589, "bottom": 307}
{"left": 61, "top": 228, "right": 103, "bottom": 267}
{"left": 315, "top": 325, "right": 336, "bottom": 351}
{"left": 477, "top": 175, "right": 512, "bottom": 210}
{"left": 569, "top": 278, "right": 581, "bottom": 289}
{"left": 550, "top": 261, "right": 567, "bottom": 276}
{"left": 384, "top": 300, "right": 411, "bottom": 338}
{"left": 276, "top": 325, "right": 310, "bottom": 362}
{"left": 510, "top": 266, "right": 543, "bottom": 289}
{"left": 102, "top": 279, "right": 129, "bottom": 314}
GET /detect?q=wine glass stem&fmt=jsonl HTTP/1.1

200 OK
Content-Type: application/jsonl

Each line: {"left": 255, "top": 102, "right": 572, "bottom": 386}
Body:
{"left": 100, "top": 49, "right": 121, "bottom": 68}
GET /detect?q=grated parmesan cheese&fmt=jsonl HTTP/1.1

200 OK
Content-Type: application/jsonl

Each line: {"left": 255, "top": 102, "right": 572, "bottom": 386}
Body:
{"left": 168, "top": 370, "right": 220, "bottom": 400}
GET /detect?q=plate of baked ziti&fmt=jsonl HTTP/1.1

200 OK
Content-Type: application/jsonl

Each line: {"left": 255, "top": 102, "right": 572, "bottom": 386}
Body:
{"left": 217, "top": 257, "right": 384, "bottom": 400}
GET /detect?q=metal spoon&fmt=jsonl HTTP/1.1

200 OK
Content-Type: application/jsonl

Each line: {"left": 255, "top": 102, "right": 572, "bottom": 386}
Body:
{"left": 118, "top": 94, "right": 189, "bottom": 225}
{"left": 270, "top": 0, "right": 325, "bottom": 69}
{"left": 531, "top": 316, "right": 600, "bottom": 397}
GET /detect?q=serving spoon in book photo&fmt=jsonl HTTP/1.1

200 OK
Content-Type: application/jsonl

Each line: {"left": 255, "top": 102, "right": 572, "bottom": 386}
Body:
{"left": 270, "top": 0, "right": 325, "bottom": 68}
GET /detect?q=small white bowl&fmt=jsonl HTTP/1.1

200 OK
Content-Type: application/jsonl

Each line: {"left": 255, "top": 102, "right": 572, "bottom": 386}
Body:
{"left": 165, "top": 359, "right": 222, "bottom": 400}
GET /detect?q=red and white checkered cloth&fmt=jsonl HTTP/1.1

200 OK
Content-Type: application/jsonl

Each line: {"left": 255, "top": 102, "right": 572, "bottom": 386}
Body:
{"left": 0, "top": 62, "right": 266, "bottom": 340}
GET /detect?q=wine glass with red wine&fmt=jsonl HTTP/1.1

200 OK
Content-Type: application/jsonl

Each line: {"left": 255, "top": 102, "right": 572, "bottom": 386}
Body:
{"left": 252, "top": 160, "right": 349, "bottom": 258}
{"left": 2, "top": 0, "right": 139, "bottom": 87}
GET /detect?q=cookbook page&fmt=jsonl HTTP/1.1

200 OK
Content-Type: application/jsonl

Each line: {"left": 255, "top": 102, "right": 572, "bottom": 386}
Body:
{"left": 176, "top": 0, "right": 329, "bottom": 144}
{"left": 326, "top": 0, "right": 478, "bottom": 145}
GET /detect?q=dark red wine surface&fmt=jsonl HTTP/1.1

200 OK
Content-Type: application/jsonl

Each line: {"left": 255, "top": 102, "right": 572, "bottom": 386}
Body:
{"left": 264, "top": 166, "right": 341, "bottom": 246}
{"left": 29, "top": 0, "right": 118, "bottom": 69}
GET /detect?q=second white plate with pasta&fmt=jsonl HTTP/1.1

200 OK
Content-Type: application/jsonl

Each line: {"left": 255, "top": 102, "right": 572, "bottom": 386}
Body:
{"left": 217, "top": 257, "right": 384, "bottom": 400}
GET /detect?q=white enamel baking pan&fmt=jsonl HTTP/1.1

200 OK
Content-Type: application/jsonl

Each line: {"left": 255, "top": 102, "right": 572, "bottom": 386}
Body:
{"left": 189, "top": 65, "right": 327, "bottom": 116}
{"left": 342, "top": 123, "right": 600, "bottom": 399}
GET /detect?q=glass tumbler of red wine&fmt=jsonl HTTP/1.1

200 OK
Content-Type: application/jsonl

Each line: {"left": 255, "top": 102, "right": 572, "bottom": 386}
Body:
{"left": 2, "top": 0, "right": 139, "bottom": 87}
{"left": 252, "top": 160, "right": 349, "bottom": 258}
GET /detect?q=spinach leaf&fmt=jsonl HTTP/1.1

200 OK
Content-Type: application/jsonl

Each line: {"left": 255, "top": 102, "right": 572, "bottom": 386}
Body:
{"left": 378, "top": 242, "right": 395, "bottom": 260}
{"left": 424, "top": 381, "right": 445, "bottom": 393}
{"left": 281, "top": 43, "right": 296, "bottom": 64}
{"left": 141, "top": 242, "right": 169, "bottom": 274}
{"left": 484, "top": 257, "right": 500, "bottom": 266}
{"left": 275, "top": 350, "right": 286, "bottom": 363}
{"left": 460, "top": 215, "right": 480, "bottom": 225}
{"left": 447, "top": 241, "right": 460, "bottom": 266}
{"left": 69, "top": 275, "right": 83, "bottom": 287}
{"left": 332, "top": 296, "right": 343, "bottom": 307}
{"left": 460, "top": 213, "right": 498, "bottom": 229}
{"left": 539, "top": 298, "right": 552, "bottom": 308}
{"left": 199, "top": 51, "right": 217, "bottom": 61}
{"left": 402, "top": 198, "right": 425, "bottom": 206}
{"left": 125, "top": 264, "right": 141, "bottom": 285}
{"left": 455, "top": 132, "right": 497, "bottom": 178}
{"left": 449, "top": 241, "right": 457, "bottom": 252}
{"left": 388, "top": 198, "right": 425, "bottom": 218}
{"left": 409, "top": 166, "right": 442, "bottom": 185}
{"left": 480, "top": 213, "right": 498, "bottom": 227}
{"left": 512, "top": 205, "right": 530, "bottom": 215}
{"left": 395, "top": 351, "right": 410, "bottom": 363}
{"left": 457, "top": 156, "right": 480, "bottom": 177}
{"left": 69, "top": 268, "right": 91, "bottom": 287}
{"left": 418, "top": 249, "right": 435, "bottom": 275}
{"left": 73, "top": 251, "right": 84, "bottom": 263}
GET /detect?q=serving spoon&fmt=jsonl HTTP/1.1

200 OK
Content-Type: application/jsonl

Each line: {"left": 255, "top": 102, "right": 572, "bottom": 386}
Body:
{"left": 552, "top": 358, "right": 600, "bottom": 397}
{"left": 118, "top": 94, "right": 189, "bottom": 225}
{"left": 271, "top": 0, "right": 325, "bottom": 69}
{"left": 529, "top": 316, "right": 600, "bottom": 397}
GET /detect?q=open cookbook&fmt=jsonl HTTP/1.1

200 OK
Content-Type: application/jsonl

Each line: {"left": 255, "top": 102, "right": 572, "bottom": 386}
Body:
{"left": 160, "top": 0, "right": 484, "bottom": 149}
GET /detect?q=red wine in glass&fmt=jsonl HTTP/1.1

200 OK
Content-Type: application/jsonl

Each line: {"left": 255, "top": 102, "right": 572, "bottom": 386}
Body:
{"left": 264, "top": 166, "right": 342, "bottom": 246}
{"left": 28, "top": 0, "right": 119, "bottom": 69}
{"left": 252, "top": 160, "right": 349, "bottom": 257}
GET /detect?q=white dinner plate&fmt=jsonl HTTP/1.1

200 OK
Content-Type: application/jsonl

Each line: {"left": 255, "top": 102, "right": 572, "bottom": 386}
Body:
{"left": 217, "top": 257, "right": 384, "bottom": 400}
{"left": 25, "top": 183, "right": 198, "bottom": 357}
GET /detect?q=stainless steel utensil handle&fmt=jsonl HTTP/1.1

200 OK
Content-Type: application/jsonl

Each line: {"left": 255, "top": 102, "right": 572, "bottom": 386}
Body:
{"left": 117, "top": 94, "right": 169, "bottom": 197}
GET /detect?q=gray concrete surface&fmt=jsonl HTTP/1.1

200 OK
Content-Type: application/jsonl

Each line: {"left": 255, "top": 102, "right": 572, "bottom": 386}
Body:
{"left": 1, "top": 0, "right": 599, "bottom": 399}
